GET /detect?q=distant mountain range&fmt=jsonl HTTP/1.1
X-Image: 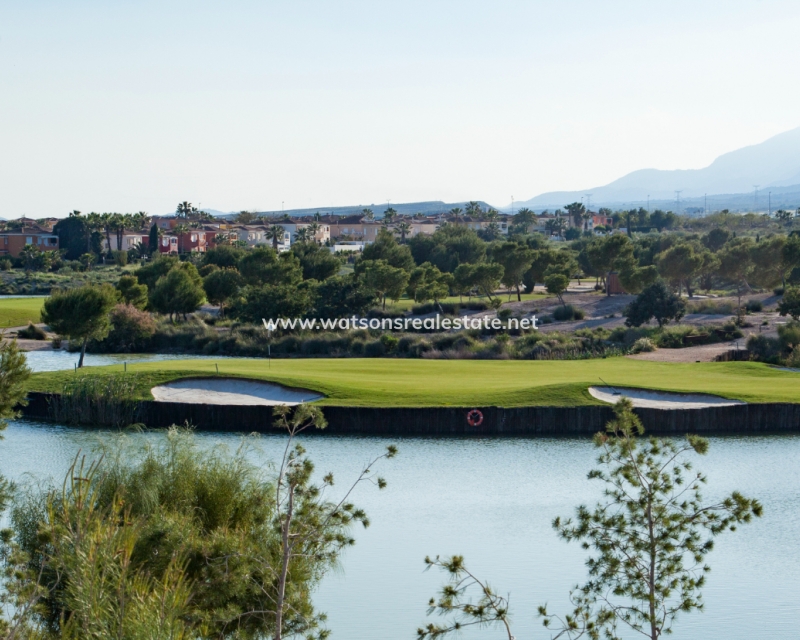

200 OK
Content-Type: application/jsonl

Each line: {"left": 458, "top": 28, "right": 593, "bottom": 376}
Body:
{"left": 513, "top": 126, "right": 800, "bottom": 212}
{"left": 198, "top": 200, "right": 498, "bottom": 219}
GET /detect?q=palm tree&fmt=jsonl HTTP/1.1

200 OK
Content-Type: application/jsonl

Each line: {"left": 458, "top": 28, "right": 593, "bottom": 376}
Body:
{"left": 465, "top": 201, "right": 482, "bottom": 217}
{"left": 176, "top": 201, "right": 199, "bottom": 219}
{"left": 295, "top": 227, "right": 311, "bottom": 243}
{"left": 485, "top": 208, "right": 499, "bottom": 222}
{"left": 514, "top": 207, "right": 535, "bottom": 233}
{"left": 307, "top": 222, "right": 321, "bottom": 243}
{"left": 383, "top": 207, "right": 397, "bottom": 224}
{"left": 394, "top": 221, "right": 412, "bottom": 243}
{"left": 134, "top": 211, "right": 150, "bottom": 231}
{"left": 313, "top": 212, "right": 322, "bottom": 222}
{"left": 174, "top": 223, "right": 190, "bottom": 253}
{"left": 449, "top": 207, "right": 463, "bottom": 222}
{"left": 362, "top": 208, "right": 374, "bottom": 221}
{"left": 214, "top": 232, "right": 231, "bottom": 246}
{"left": 265, "top": 225, "right": 286, "bottom": 250}
{"left": 99, "top": 213, "right": 113, "bottom": 255}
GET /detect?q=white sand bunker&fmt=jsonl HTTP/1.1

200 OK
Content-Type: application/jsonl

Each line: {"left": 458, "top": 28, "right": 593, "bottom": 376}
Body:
{"left": 589, "top": 386, "right": 745, "bottom": 410}
{"left": 152, "top": 378, "right": 323, "bottom": 406}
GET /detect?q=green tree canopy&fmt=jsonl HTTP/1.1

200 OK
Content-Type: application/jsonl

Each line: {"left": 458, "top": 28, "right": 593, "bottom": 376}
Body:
{"left": 361, "top": 228, "right": 415, "bottom": 271}
{"left": 202, "top": 267, "right": 243, "bottom": 317}
{"left": 356, "top": 259, "right": 410, "bottom": 309}
{"left": 291, "top": 242, "right": 340, "bottom": 281}
{"left": 115, "top": 275, "right": 148, "bottom": 309}
{"left": 238, "top": 247, "right": 303, "bottom": 287}
{"left": 41, "top": 284, "right": 119, "bottom": 366}
{"left": 624, "top": 281, "right": 686, "bottom": 328}
{"left": 149, "top": 263, "right": 205, "bottom": 321}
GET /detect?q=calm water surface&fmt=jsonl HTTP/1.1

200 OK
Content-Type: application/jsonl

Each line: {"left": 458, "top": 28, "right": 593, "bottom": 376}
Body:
{"left": 0, "top": 421, "right": 796, "bottom": 640}
{"left": 7, "top": 350, "right": 799, "bottom": 638}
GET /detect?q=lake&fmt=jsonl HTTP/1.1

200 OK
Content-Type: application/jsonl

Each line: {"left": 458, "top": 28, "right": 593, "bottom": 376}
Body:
{"left": 2, "top": 351, "right": 798, "bottom": 639}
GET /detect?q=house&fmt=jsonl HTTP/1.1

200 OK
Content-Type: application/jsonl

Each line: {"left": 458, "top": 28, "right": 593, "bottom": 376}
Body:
{"left": 0, "top": 225, "right": 59, "bottom": 258}
{"left": 327, "top": 216, "right": 383, "bottom": 242}
{"left": 101, "top": 231, "right": 148, "bottom": 253}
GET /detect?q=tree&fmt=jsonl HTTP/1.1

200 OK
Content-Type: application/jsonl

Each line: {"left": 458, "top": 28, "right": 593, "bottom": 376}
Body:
{"left": 291, "top": 242, "right": 340, "bottom": 281}
{"left": 780, "top": 233, "right": 800, "bottom": 287}
{"left": 236, "top": 210, "right": 258, "bottom": 224}
{"left": 778, "top": 286, "right": 800, "bottom": 320}
{"left": 203, "top": 244, "right": 245, "bottom": 268}
{"left": 407, "top": 262, "right": 453, "bottom": 309}
{"left": 239, "top": 247, "right": 303, "bottom": 287}
{"left": 452, "top": 263, "right": 477, "bottom": 301}
{"left": 269, "top": 405, "right": 396, "bottom": 640}
{"left": 624, "top": 281, "right": 686, "bottom": 328}
{"left": 232, "top": 282, "right": 316, "bottom": 322}
{"left": 717, "top": 238, "right": 755, "bottom": 319}
{"left": 545, "top": 272, "right": 570, "bottom": 307}
{"left": 135, "top": 255, "right": 179, "bottom": 290}
{"left": 657, "top": 243, "right": 703, "bottom": 297}
{"left": 266, "top": 225, "right": 286, "bottom": 250}
{"left": 314, "top": 275, "right": 377, "bottom": 318}
{"left": 470, "top": 262, "right": 504, "bottom": 300}
{"left": 41, "top": 284, "right": 119, "bottom": 367}
{"left": 174, "top": 223, "right": 190, "bottom": 253}
{"left": 701, "top": 227, "right": 730, "bottom": 252}
{"left": 148, "top": 222, "right": 160, "bottom": 255}
{"left": 492, "top": 242, "right": 535, "bottom": 301}
{"left": 540, "top": 399, "right": 762, "bottom": 640}
{"left": 513, "top": 207, "right": 535, "bottom": 233}
{"left": 565, "top": 202, "right": 587, "bottom": 230}
{"left": 362, "top": 228, "right": 415, "bottom": 270}
{"left": 383, "top": 207, "right": 397, "bottom": 224}
{"left": 418, "top": 555, "right": 514, "bottom": 640}
{"left": 362, "top": 208, "right": 374, "bottom": 220}
{"left": 523, "top": 249, "right": 575, "bottom": 293}
{"left": 750, "top": 235, "right": 787, "bottom": 289}
{"left": 357, "top": 259, "right": 410, "bottom": 309}
{"left": 148, "top": 263, "right": 206, "bottom": 321}
{"left": 203, "top": 268, "right": 243, "bottom": 317}
{"left": 394, "top": 221, "right": 412, "bottom": 243}
{"left": 53, "top": 211, "right": 90, "bottom": 260}
{"left": 115, "top": 275, "right": 148, "bottom": 309}
{"left": 176, "top": 200, "right": 199, "bottom": 219}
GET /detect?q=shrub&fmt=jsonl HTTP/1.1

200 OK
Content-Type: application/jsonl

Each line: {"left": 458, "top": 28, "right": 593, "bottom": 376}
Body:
{"left": 746, "top": 334, "right": 782, "bottom": 363}
{"left": 686, "top": 300, "right": 735, "bottom": 315}
{"left": 625, "top": 282, "right": 686, "bottom": 327}
{"left": 17, "top": 323, "right": 47, "bottom": 340}
{"left": 112, "top": 250, "right": 128, "bottom": 266}
{"left": 0, "top": 259, "right": 12, "bottom": 271}
{"left": 631, "top": 337, "right": 656, "bottom": 353}
{"left": 745, "top": 299, "right": 763, "bottom": 313}
{"left": 778, "top": 322, "right": 800, "bottom": 350}
{"left": 552, "top": 305, "right": 584, "bottom": 321}
{"left": 655, "top": 326, "right": 696, "bottom": 348}
{"left": 364, "top": 339, "right": 386, "bottom": 357}
{"left": 98, "top": 304, "right": 157, "bottom": 352}
{"left": 774, "top": 286, "right": 785, "bottom": 296}
{"left": 785, "top": 346, "right": 800, "bottom": 368}
{"left": 380, "top": 334, "right": 399, "bottom": 352}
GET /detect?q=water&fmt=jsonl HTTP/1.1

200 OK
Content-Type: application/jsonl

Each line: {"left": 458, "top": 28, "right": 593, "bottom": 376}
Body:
{"left": 10, "top": 350, "right": 800, "bottom": 638}
{"left": 0, "top": 422, "right": 796, "bottom": 640}
{"left": 23, "top": 349, "right": 224, "bottom": 372}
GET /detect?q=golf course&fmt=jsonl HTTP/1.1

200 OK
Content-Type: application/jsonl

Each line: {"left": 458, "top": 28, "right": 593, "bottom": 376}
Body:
{"left": 25, "top": 357, "right": 800, "bottom": 407}
{"left": 0, "top": 296, "right": 45, "bottom": 328}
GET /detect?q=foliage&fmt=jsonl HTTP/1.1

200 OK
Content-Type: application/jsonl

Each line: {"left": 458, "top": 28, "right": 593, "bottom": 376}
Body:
{"left": 356, "top": 259, "right": 410, "bottom": 309}
{"left": 202, "top": 267, "right": 243, "bottom": 316}
{"left": 313, "top": 275, "right": 377, "bottom": 319}
{"left": 492, "top": 241, "right": 535, "bottom": 301}
{"left": 135, "top": 256, "right": 179, "bottom": 290}
{"left": 148, "top": 263, "right": 206, "bottom": 320}
{"left": 545, "top": 273, "right": 570, "bottom": 307}
{"left": 418, "top": 555, "right": 513, "bottom": 640}
{"left": 17, "top": 322, "right": 47, "bottom": 340}
{"left": 361, "top": 228, "right": 415, "bottom": 271}
{"left": 41, "top": 284, "right": 119, "bottom": 367}
{"left": 232, "top": 282, "right": 316, "bottom": 322}
{"left": 630, "top": 337, "right": 656, "bottom": 353}
{"left": 53, "top": 212, "right": 91, "bottom": 261}
{"left": 624, "top": 282, "right": 686, "bottom": 328}
{"left": 115, "top": 274, "right": 148, "bottom": 309}
{"left": 407, "top": 262, "right": 453, "bottom": 306}
{"left": 291, "top": 242, "right": 340, "bottom": 281}
{"left": 777, "top": 286, "right": 800, "bottom": 320}
{"left": 99, "top": 303, "right": 157, "bottom": 352}
{"left": 540, "top": 399, "right": 762, "bottom": 640}
{"left": 203, "top": 244, "right": 246, "bottom": 268}
{"left": 239, "top": 247, "right": 303, "bottom": 287}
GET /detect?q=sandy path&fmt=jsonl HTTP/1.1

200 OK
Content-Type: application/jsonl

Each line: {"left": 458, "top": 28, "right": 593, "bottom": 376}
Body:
{"left": 152, "top": 379, "right": 323, "bottom": 406}
{"left": 626, "top": 342, "right": 746, "bottom": 363}
{"left": 589, "top": 386, "right": 745, "bottom": 409}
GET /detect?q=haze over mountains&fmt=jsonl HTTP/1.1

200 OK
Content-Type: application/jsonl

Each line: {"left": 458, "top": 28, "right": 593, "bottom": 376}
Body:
{"left": 514, "top": 126, "right": 800, "bottom": 211}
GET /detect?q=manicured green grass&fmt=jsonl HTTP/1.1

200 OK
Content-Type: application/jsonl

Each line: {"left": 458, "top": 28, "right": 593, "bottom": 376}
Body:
{"left": 386, "top": 292, "right": 549, "bottom": 312}
{"left": 25, "top": 357, "right": 800, "bottom": 407}
{"left": 0, "top": 297, "right": 46, "bottom": 328}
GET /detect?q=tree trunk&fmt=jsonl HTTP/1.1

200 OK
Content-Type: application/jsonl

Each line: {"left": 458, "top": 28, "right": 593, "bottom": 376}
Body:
{"left": 78, "top": 337, "right": 87, "bottom": 368}
{"left": 516, "top": 284, "right": 521, "bottom": 302}
{"left": 274, "top": 489, "right": 295, "bottom": 640}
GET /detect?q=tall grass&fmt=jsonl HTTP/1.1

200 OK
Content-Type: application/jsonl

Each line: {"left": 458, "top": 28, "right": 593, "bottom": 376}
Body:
{"left": 48, "top": 374, "right": 141, "bottom": 427}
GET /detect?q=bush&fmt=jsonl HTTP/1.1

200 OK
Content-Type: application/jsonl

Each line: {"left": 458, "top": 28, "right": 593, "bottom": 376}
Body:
{"left": 0, "top": 259, "right": 11, "bottom": 271}
{"left": 745, "top": 299, "right": 763, "bottom": 313}
{"left": 747, "top": 334, "right": 782, "bottom": 363}
{"left": 364, "top": 339, "right": 386, "bottom": 357}
{"left": 17, "top": 322, "right": 47, "bottom": 340}
{"left": 655, "top": 325, "right": 697, "bottom": 348}
{"left": 625, "top": 282, "right": 686, "bottom": 327}
{"left": 552, "top": 305, "right": 585, "bottom": 321}
{"left": 112, "top": 250, "right": 128, "bottom": 266}
{"left": 686, "top": 300, "right": 735, "bottom": 315}
{"left": 96, "top": 304, "right": 157, "bottom": 352}
{"left": 778, "top": 322, "right": 800, "bottom": 350}
{"left": 774, "top": 287, "right": 785, "bottom": 296}
{"left": 631, "top": 337, "right": 657, "bottom": 353}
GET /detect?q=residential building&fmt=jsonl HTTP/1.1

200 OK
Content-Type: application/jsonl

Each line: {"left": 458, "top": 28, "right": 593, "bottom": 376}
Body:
{"left": 0, "top": 225, "right": 59, "bottom": 258}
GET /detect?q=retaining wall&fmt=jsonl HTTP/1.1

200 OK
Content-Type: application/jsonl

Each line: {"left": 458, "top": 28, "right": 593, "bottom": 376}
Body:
{"left": 20, "top": 392, "right": 800, "bottom": 437}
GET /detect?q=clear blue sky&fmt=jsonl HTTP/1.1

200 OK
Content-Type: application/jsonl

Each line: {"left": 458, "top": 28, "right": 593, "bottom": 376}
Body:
{"left": 2, "top": 0, "right": 799, "bottom": 216}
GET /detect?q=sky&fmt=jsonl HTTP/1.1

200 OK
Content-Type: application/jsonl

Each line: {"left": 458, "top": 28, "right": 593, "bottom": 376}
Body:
{"left": 2, "top": 0, "right": 800, "bottom": 216}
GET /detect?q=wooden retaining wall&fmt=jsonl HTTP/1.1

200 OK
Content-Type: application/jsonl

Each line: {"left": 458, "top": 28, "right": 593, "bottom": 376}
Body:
{"left": 20, "top": 392, "right": 800, "bottom": 437}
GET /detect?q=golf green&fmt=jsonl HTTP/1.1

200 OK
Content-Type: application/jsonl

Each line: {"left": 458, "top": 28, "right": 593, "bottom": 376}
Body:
{"left": 26, "top": 357, "right": 800, "bottom": 407}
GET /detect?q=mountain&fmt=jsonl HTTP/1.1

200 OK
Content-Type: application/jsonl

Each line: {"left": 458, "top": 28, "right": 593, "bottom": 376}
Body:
{"left": 241, "top": 200, "right": 497, "bottom": 219}
{"left": 514, "top": 126, "right": 800, "bottom": 210}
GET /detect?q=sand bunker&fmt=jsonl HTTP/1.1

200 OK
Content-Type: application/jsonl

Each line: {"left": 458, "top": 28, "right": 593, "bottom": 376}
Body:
{"left": 151, "top": 378, "right": 323, "bottom": 406}
{"left": 589, "top": 386, "right": 745, "bottom": 409}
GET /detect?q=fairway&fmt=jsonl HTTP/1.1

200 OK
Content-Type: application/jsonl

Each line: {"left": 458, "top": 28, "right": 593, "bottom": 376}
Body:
{"left": 0, "top": 297, "right": 45, "bottom": 328}
{"left": 26, "top": 357, "right": 800, "bottom": 407}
